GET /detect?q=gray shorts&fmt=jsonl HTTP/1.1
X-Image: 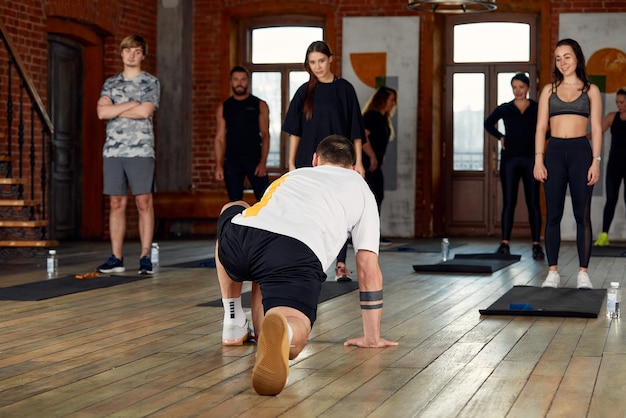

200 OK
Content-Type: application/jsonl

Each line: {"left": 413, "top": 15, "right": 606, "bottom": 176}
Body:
{"left": 103, "top": 157, "right": 155, "bottom": 196}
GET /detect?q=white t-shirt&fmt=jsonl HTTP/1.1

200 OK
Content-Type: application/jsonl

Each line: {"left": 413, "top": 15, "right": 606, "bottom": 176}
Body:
{"left": 232, "top": 165, "right": 380, "bottom": 270}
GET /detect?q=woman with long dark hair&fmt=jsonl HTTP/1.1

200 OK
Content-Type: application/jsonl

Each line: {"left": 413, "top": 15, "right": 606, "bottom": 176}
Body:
{"left": 533, "top": 38, "right": 603, "bottom": 289}
{"left": 283, "top": 40, "right": 366, "bottom": 281}
{"left": 362, "top": 86, "right": 397, "bottom": 245}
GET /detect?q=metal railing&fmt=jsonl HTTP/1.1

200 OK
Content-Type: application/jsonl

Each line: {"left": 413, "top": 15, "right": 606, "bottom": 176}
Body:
{"left": 0, "top": 18, "right": 54, "bottom": 232}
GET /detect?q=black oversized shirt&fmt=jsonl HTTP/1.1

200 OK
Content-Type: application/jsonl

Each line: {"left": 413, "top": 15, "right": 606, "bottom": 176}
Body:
{"left": 362, "top": 110, "right": 391, "bottom": 170}
{"left": 484, "top": 99, "right": 538, "bottom": 159}
{"left": 282, "top": 78, "right": 365, "bottom": 168}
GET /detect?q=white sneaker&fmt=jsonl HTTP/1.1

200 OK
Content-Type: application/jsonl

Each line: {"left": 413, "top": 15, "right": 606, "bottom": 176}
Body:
{"left": 541, "top": 270, "right": 560, "bottom": 288}
{"left": 222, "top": 319, "right": 253, "bottom": 346}
{"left": 577, "top": 271, "right": 593, "bottom": 289}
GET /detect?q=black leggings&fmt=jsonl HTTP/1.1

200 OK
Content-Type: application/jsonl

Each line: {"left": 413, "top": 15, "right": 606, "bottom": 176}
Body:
{"left": 223, "top": 159, "right": 269, "bottom": 201}
{"left": 365, "top": 169, "right": 384, "bottom": 213}
{"left": 499, "top": 156, "right": 542, "bottom": 242}
{"left": 543, "top": 137, "right": 593, "bottom": 268}
{"left": 601, "top": 151, "right": 626, "bottom": 232}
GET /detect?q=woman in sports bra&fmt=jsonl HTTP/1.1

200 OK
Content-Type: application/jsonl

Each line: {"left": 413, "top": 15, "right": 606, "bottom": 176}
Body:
{"left": 533, "top": 38, "right": 603, "bottom": 290}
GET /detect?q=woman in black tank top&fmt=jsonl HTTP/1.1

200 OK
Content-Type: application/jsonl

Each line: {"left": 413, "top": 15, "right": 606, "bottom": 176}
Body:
{"left": 533, "top": 38, "right": 603, "bottom": 290}
{"left": 593, "top": 88, "right": 626, "bottom": 246}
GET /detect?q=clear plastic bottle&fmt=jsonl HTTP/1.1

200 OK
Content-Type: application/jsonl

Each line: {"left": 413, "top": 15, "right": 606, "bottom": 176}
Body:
{"left": 441, "top": 238, "right": 450, "bottom": 262}
{"left": 47, "top": 249, "right": 58, "bottom": 278}
{"left": 151, "top": 243, "right": 160, "bottom": 267}
{"left": 606, "top": 282, "right": 621, "bottom": 319}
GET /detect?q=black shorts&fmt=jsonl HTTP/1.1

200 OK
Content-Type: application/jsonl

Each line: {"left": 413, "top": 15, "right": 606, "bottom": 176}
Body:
{"left": 217, "top": 205, "right": 327, "bottom": 326}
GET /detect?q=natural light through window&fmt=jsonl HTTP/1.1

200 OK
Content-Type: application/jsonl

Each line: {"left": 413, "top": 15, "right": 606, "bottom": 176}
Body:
{"left": 454, "top": 22, "right": 530, "bottom": 63}
{"left": 252, "top": 27, "right": 324, "bottom": 64}
{"left": 248, "top": 25, "right": 324, "bottom": 169}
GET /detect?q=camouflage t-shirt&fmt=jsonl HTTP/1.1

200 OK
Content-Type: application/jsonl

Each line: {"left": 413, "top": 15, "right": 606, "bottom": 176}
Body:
{"left": 100, "top": 71, "right": 160, "bottom": 158}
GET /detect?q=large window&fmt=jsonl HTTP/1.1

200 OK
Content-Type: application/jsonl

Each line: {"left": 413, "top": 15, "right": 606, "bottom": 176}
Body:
{"left": 240, "top": 18, "right": 325, "bottom": 174}
{"left": 453, "top": 22, "right": 530, "bottom": 63}
{"left": 450, "top": 21, "right": 533, "bottom": 171}
{"left": 453, "top": 73, "right": 485, "bottom": 171}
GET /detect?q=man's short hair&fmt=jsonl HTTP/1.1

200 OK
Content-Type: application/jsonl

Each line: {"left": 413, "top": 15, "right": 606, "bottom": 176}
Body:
{"left": 230, "top": 65, "right": 250, "bottom": 78}
{"left": 316, "top": 135, "right": 355, "bottom": 167}
{"left": 120, "top": 35, "right": 147, "bottom": 56}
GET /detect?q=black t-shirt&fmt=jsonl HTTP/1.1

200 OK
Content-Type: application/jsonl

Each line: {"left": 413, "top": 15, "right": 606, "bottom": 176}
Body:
{"left": 609, "top": 112, "right": 626, "bottom": 154}
{"left": 484, "top": 99, "right": 538, "bottom": 159}
{"left": 362, "top": 110, "right": 391, "bottom": 170}
{"left": 282, "top": 78, "right": 365, "bottom": 168}
{"left": 223, "top": 95, "right": 262, "bottom": 163}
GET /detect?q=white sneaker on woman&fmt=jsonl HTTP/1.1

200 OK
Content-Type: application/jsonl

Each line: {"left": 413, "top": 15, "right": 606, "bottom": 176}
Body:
{"left": 541, "top": 270, "right": 560, "bottom": 288}
{"left": 577, "top": 271, "right": 593, "bottom": 289}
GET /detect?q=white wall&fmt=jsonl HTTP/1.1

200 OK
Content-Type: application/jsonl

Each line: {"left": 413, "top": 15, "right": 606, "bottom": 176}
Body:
{"left": 342, "top": 16, "right": 420, "bottom": 238}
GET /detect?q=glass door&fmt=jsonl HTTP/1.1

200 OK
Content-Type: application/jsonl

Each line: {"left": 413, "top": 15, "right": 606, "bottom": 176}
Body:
{"left": 443, "top": 15, "right": 537, "bottom": 237}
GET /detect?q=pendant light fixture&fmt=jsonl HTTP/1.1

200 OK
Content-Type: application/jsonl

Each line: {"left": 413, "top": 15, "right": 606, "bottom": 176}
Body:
{"left": 407, "top": 0, "right": 497, "bottom": 13}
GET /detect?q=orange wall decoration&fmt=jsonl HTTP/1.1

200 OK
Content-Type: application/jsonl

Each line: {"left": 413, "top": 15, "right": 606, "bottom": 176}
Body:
{"left": 349, "top": 52, "right": 387, "bottom": 88}
{"left": 587, "top": 48, "right": 626, "bottom": 94}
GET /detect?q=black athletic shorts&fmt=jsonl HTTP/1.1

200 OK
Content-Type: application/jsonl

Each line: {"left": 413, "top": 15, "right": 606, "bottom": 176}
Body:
{"left": 217, "top": 204, "right": 327, "bottom": 326}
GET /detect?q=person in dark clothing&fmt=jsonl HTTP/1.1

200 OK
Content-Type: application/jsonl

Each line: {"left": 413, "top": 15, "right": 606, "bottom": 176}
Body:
{"left": 362, "top": 86, "right": 397, "bottom": 246}
{"left": 283, "top": 41, "right": 366, "bottom": 282}
{"left": 215, "top": 66, "right": 270, "bottom": 201}
{"left": 484, "top": 73, "right": 544, "bottom": 260}
{"left": 593, "top": 88, "right": 626, "bottom": 246}
{"left": 534, "top": 38, "right": 603, "bottom": 290}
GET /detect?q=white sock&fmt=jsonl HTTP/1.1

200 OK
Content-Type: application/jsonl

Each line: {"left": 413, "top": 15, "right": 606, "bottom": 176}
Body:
{"left": 287, "top": 322, "right": 293, "bottom": 344}
{"left": 222, "top": 297, "right": 246, "bottom": 327}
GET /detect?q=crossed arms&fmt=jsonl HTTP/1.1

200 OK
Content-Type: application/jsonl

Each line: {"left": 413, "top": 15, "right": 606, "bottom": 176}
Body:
{"left": 97, "top": 96, "right": 155, "bottom": 121}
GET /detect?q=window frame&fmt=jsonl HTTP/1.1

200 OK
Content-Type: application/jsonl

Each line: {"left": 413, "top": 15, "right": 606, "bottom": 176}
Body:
{"left": 238, "top": 15, "right": 326, "bottom": 176}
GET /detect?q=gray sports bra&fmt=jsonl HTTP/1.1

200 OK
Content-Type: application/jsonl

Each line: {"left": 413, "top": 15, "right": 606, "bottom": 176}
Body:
{"left": 549, "top": 88, "right": 590, "bottom": 118}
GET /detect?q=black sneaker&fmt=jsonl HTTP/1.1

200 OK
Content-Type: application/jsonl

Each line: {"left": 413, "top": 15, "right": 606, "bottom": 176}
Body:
{"left": 496, "top": 242, "right": 510, "bottom": 255}
{"left": 139, "top": 256, "right": 153, "bottom": 275}
{"left": 97, "top": 255, "right": 125, "bottom": 273}
{"left": 532, "top": 244, "right": 545, "bottom": 260}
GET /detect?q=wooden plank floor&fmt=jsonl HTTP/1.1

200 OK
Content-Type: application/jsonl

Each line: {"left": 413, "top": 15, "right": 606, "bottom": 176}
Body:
{"left": 1, "top": 238, "right": 625, "bottom": 417}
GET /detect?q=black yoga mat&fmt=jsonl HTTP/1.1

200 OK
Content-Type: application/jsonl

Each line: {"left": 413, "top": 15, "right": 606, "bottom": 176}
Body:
{"left": 591, "top": 246, "right": 626, "bottom": 257}
{"left": 413, "top": 253, "right": 520, "bottom": 274}
{"left": 0, "top": 274, "right": 153, "bottom": 301}
{"left": 199, "top": 280, "right": 360, "bottom": 308}
{"left": 479, "top": 285, "right": 607, "bottom": 318}
{"left": 163, "top": 258, "right": 216, "bottom": 268}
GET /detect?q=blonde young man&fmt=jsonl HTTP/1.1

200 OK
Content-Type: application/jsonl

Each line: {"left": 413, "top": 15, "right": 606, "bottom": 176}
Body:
{"left": 96, "top": 35, "right": 160, "bottom": 275}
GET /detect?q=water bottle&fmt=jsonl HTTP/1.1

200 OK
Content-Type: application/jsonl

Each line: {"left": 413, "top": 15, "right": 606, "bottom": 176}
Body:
{"left": 47, "top": 249, "right": 58, "bottom": 278}
{"left": 441, "top": 238, "right": 450, "bottom": 262}
{"left": 151, "top": 243, "right": 160, "bottom": 267}
{"left": 606, "top": 282, "right": 621, "bottom": 319}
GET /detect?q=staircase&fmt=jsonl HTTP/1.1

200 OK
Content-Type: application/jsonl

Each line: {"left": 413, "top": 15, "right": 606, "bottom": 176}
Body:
{"left": 1, "top": 19, "right": 57, "bottom": 260}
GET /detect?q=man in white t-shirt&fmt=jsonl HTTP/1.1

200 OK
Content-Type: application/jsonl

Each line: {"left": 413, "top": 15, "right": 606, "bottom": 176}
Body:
{"left": 215, "top": 134, "right": 398, "bottom": 396}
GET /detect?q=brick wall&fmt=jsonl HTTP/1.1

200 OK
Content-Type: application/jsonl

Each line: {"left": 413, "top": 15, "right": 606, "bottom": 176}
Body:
{"left": 0, "top": 2, "right": 50, "bottom": 207}
{"left": 0, "top": 0, "right": 157, "bottom": 240}
{"left": 551, "top": 1, "right": 626, "bottom": 47}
